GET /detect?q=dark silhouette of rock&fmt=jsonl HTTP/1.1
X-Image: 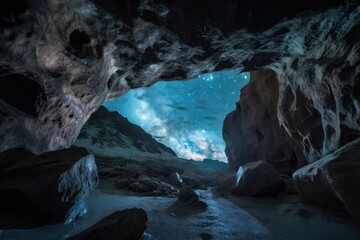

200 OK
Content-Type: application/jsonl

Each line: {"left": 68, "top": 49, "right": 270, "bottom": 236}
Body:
{"left": 123, "top": 164, "right": 143, "bottom": 178}
{"left": 233, "top": 160, "right": 285, "bottom": 196}
{"left": 168, "top": 187, "right": 207, "bottom": 217}
{"left": 178, "top": 187, "right": 199, "bottom": 201}
{"left": 223, "top": 69, "right": 307, "bottom": 172}
{"left": 68, "top": 208, "right": 148, "bottom": 240}
{"left": 0, "top": 147, "right": 98, "bottom": 229}
{"left": 293, "top": 138, "right": 360, "bottom": 219}
{"left": 216, "top": 172, "right": 237, "bottom": 196}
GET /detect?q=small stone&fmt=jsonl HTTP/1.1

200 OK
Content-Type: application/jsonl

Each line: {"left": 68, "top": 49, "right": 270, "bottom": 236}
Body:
{"left": 178, "top": 186, "right": 198, "bottom": 201}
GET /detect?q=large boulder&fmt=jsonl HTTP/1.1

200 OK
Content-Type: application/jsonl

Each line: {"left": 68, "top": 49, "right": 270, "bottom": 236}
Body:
{"left": 0, "top": 147, "right": 98, "bottom": 228}
{"left": 234, "top": 160, "right": 284, "bottom": 196}
{"left": 68, "top": 208, "right": 148, "bottom": 240}
{"left": 293, "top": 138, "right": 360, "bottom": 219}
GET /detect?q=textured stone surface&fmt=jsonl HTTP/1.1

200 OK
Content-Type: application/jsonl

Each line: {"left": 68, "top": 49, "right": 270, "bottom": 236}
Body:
{"left": 234, "top": 160, "right": 284, "bottom": 196}
{"left": 223, "top": 70, "right": 306, "bottom": 172}
{"left": 0, "top": 147, "right": 98, "bottom": 228}
{"left": 293, "top": 138, "right": 360, "bottom": 219}
{"left": 68, "top": 208, "right": 148, "bottom": 240}
{"left": 0, "top": 0, "right": 359, "bottom": 154}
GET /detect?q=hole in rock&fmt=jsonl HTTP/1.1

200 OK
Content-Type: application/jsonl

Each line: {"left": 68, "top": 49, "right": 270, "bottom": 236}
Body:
{"left": 69, "top": 29, "right": 90, "bottom": 51}
{"left": 104, "top": 70, "right": 250, "bottom": 162}
{"left": 0, "top": 74, "right": 45, "bottom": 117}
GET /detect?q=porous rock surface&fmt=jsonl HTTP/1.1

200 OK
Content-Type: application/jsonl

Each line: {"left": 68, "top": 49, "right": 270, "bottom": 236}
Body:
{"left": 0, "top": 146, "right": 98, "bottom": 228}
{"left": 1, "top": 0, "right": 359, "bottom": 155}
{"left": 293, "top": 138, "right": 360, "bottom": 219}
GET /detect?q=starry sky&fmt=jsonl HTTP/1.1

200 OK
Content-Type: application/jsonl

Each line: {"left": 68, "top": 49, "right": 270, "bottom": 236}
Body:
{"left": 104, "top": 70, "right": 249, "bottom": 162}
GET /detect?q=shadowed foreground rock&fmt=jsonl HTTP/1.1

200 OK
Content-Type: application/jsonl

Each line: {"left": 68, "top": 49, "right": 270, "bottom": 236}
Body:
{"left": 234, "top": 160, "right": 284, "bottom": 196}
{"left": 0, "top": 147, "right": 98, "bottom": 228}
{"left": 167, "top": 187, "right": 207, "bottom": 218}
{"left": 68, "top": 208, "right": 148, "bottom": 240}
{"left": 293, "top": 138, "right": 360, "bottom": 219}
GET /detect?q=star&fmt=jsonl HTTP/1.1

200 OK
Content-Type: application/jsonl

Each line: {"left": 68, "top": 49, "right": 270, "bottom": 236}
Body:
{"left": 104, "top": 70, "right": 250, "bottom": 162}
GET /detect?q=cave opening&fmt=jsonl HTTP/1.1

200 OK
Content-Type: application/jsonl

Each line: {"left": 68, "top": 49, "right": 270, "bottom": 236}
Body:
{"left": 103, "top": 70, "right": 250, "bottom": 163}
{"left": 1, "top": 0, "right": 360, "bottom": 239}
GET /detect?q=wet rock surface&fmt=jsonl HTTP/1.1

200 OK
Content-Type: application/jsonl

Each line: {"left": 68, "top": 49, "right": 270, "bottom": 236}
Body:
{"left": 293, "top": 138, "right": 360, "bottom": 219}
{"left": 0, "top": 147, "right": 98, "bottom": 229}
{"left": 68, "top": 208, "right": 147, "bottom": 240}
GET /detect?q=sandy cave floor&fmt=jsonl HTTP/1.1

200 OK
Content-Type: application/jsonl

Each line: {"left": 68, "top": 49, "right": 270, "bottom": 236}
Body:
{"left": 1, "top": 182, "right": 360, "bottom": 240}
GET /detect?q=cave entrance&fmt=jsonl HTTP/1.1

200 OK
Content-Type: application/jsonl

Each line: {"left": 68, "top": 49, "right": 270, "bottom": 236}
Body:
{"left": 103, "top": 70, "right": 249, "bottom": 163}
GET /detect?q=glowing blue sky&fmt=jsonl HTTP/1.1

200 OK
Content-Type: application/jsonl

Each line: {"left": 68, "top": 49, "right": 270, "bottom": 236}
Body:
{"left": 104, "top": 70, "right": 249, "bottom": 162}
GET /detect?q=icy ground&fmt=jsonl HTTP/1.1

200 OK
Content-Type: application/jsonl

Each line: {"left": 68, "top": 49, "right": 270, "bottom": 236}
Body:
{"left": 1, "top": 188, "right": 359, "bottom": 240}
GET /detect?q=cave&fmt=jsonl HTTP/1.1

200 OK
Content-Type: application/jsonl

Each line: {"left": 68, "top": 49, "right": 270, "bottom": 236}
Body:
{"left": 0, "top": 0, "right": 360, "bottom": 240}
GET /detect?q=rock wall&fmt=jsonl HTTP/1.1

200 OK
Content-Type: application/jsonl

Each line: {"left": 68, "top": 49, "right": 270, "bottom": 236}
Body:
{"left": 223, "top": 70, "right": 307, "bottom": 172}
{"left": 223, "top": 52, "right": 360, "bottom": 172}
{"left": 0, "top": 0, "right": 359, "bottom": 154}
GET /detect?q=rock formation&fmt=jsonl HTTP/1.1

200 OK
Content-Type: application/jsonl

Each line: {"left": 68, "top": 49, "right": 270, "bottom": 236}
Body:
{"left": 1, "top": 0, "right": 359, "bottom": 156}
{"left": 0, "top": 147, "right": 98, "bottom": 228}
{"left": 293, "top": 138, "right": 360, "bottom": 220}
{"left": 233, "top": 160, "right": 284, "bottom": 196}
{"left": 74, "top": 106, "right": 176, "bottom": 158}
{"left": 223, "top": 70, "right": 307, "bottom": 172}
{"left": 68, "top": 208, "right": 148, "bottom": 240}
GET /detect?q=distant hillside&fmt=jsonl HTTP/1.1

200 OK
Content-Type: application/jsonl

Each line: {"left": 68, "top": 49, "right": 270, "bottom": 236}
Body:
{"left": 74, "top": 106, "right": 176, "bottom": 159}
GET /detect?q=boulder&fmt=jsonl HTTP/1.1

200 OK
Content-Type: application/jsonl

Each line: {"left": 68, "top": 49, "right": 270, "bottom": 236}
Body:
{"left": 156, "top": 182, "right": 178, "bottom": 196}
{"left": 68, "top": 208, "right": 148, "bottom": 240}
{"left": 284, "top": 178, "right": 297, "bottom": 194}
{"left": 293, "top": 138, "right": 360, "bottom": 219}
{"left": 168, "top": 172, "right": 183, "bottom": 186}
{"left": 116, "top": 178, "right": 132, "bottom": 189}
{"left": 216, "top": 172, "right": 237, "bottom": 196}
{"left": 129, "top": 182, "right": 150, "bottom": 193}
{"left": 234, "top": 160, "right": 284, "bottom": 196}
{"left": 178, "top": 187, "right": 199, "bottom": 202}
{"left": 0, "top": 147, "right": 98, "bottom": 228}
{"left": 123, "top": 164, "right": 143, "bottom": 178}
{"left": 168, "top": 187, "right": 207, "bottom": 217}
